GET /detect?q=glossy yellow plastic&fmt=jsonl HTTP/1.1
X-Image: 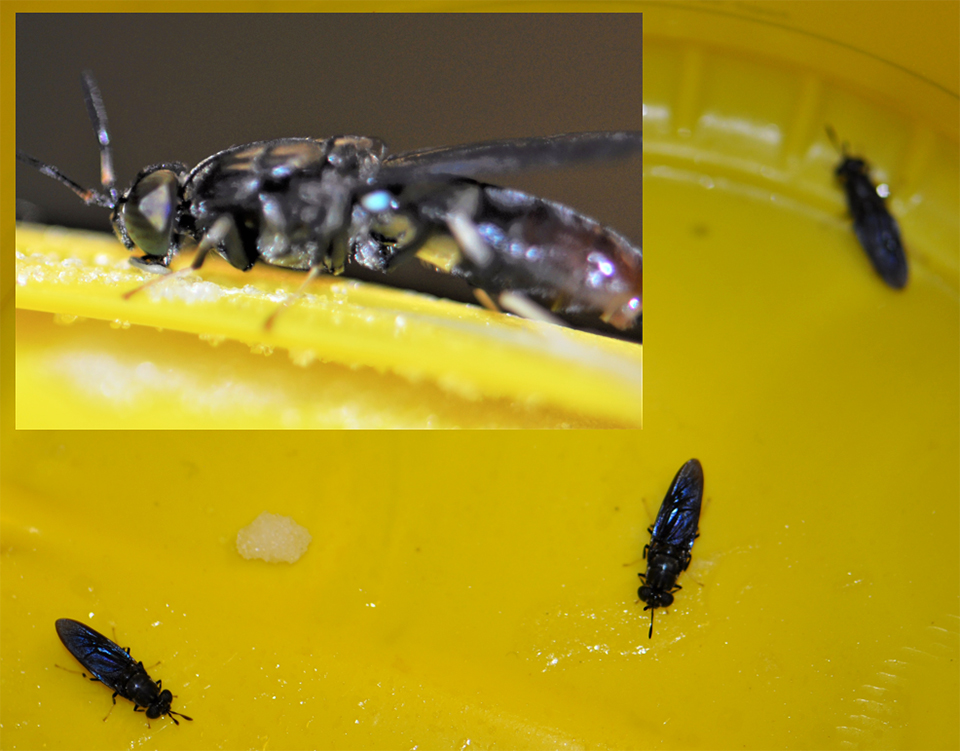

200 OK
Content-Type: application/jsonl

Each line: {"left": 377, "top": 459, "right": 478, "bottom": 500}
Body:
{"left": 15, "top": 226, "right": 642, "bottom": 429}
{"left": 4, "top": 3, "right": 959, "bottom": 750}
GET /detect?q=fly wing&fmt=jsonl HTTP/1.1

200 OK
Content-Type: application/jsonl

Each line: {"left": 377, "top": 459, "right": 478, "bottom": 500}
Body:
{"left": 650, "top": 459, "right": 704, "bottom": 548}
{"left": 56, "top": 619, "right": 133, "bottom": 688}
{"left": 379, "top": 131, "right": 641, "bottom": 183}
{"left": 853, "top": 204, "right": 908, "bottom": 289}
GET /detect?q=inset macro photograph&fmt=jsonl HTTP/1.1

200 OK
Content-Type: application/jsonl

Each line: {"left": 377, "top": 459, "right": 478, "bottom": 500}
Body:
{"left": 14, "top": 13, "right": 644, "bottom": 429}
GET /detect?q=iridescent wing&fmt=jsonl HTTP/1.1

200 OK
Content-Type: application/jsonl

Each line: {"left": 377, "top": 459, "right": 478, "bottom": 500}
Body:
{"left": 379, "top": 131, "right": 641, "bottom": 182}
{"left": 650, "top": 459, "right": 704, "bottom": 549}
{"left": 852, "top": 200, "right": 908, "bottom": 289}
{"left": 56, "top": 619, "right": 135, "bottom": 690}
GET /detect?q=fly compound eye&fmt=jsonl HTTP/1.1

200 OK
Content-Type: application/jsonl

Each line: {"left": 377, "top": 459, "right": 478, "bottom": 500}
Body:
{"left": 122, "top": 170, "right": 178, "bottom": 256}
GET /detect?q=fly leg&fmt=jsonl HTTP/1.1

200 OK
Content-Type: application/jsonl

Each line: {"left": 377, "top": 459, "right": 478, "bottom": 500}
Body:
{"left": 495, "top": 291, "right": 567, "bottom": 327}
{"left": 263, "top": 264, "right": 328, "bottom": 331}
{"left": 132, "top": 704, "right": 152, "bottom": 727}
{"left": 379, "top": 228, "right": 442, "bottom": 272}
{"left": 473, "top": 286, "right": 560, "bottom": 324}
{"left": 102, "top": 691, "right": 119, "bottom": 721}
{"left": 54, "top": 663, "right": 98, "bottom": 681}
{"left": 471, "top": 285, "right": 568, "bottom": 326}
{"left": 262, "top": 218, "right": 358, "bottom": 330}
{"left": 441, "top": 185, "right": 567, "bottom": 327}
{"left": 123, "top": 214, "right": 242, "bottom": 300}
{"left": 472, "top": 288, "right": 500, "bottom": 312}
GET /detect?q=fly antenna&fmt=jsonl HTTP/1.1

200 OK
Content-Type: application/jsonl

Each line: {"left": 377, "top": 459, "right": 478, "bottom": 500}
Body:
{"left": 644, "top": 605, "right": 656, "bottom": 639}
{"left": 825, "top": 125, "right": 847, "bottom": 158}
{"left": 16, "top": 149, "right": 114, "bottom": 208}
{"left": 80, "top": 70, "right": 119, "bottom": 204}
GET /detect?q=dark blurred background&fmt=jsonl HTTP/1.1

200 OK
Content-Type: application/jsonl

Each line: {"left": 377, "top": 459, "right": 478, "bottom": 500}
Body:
{"left": 17, "top": 14, "right": 641, "bottom": 336}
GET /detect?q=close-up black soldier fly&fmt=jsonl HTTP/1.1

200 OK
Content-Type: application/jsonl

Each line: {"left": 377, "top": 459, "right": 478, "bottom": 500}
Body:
{"left": 826, "top": 126, "right": 908, "bottom": 289}
{"left": 637, "top": 459, "right": 704, "bottom": 639}
{"left": 55, "top": 618, "right": 193, "bottom": 726}
{"left": 17, "top": 71, "right": 643, "bottom": 336}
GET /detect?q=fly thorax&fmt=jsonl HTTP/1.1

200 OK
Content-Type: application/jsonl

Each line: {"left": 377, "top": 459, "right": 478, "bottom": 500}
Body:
{"left": 256, "top": 192, "right": 296, "bottom": 265}
{"left": 325, "top": 136, "right": 386, "bottom": 182}
{"left": 124, "top": 670, "right": 160, "bottom": 707}
{"left": 644, "top": 551, "right": 684, "bottom": 588}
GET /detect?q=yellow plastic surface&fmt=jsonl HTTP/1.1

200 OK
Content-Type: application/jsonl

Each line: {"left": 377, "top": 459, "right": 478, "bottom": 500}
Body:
{"left": 4, "top": 3, "right": 959, "bottom": 750}
{"left": 14, "top": 226, "right": 642, "bottom": 429}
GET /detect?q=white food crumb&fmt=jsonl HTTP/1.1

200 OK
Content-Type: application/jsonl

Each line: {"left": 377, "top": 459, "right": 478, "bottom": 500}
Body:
{"left": 236, "top": 512, "right": 312, "bottom": 563}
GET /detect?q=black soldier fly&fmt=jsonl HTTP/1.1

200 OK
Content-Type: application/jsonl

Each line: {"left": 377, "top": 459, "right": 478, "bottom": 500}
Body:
{"left": 55, "top": 618, "right": 193, "bottom": 725}
{"left": 17, "top": 71, "right": 642, "bottom": 334}
{"left": 637, "top": 458, "right": 704, "bottom": 638}
{"left": 826, "top": 126, "right": 908, "bottom": 289}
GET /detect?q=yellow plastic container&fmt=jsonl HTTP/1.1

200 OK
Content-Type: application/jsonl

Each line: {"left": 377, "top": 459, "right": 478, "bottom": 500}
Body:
{"left": 3, "top": 3, "right": 958, "bottom": 749}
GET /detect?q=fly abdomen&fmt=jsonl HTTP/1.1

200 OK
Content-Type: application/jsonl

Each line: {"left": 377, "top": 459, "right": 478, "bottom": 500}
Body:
{"left": 354, "top": 178, "right": 642, "bottom": 329}
{"left": 469, "top": 186, "right": 642, "bottom": 328}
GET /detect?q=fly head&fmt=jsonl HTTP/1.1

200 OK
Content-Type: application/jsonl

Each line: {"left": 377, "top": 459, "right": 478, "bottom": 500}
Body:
{"left": 638, "top": 585, "right": 674, "bottom": 609}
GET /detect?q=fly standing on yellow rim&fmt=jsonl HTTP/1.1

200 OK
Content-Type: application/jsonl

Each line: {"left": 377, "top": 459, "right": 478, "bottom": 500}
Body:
{"left": 18, "top": 71, "right": 642, "bottom": 337}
